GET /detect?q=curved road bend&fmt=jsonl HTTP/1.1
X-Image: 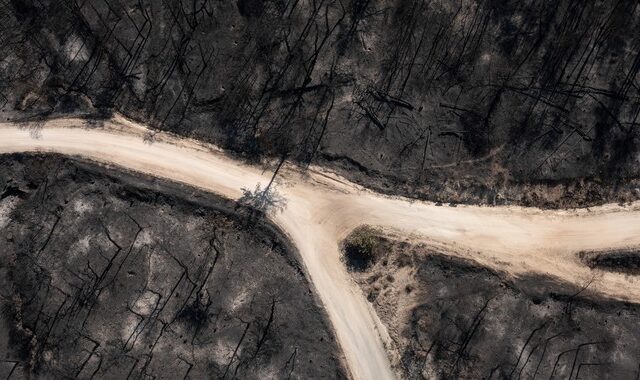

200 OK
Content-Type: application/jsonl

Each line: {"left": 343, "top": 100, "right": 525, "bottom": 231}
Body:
{"left": 2, "top": 115, "right": 640, "bottom": 379}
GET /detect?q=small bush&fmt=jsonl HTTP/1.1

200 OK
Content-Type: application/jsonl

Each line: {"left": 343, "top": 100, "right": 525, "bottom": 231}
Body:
{"left": 343, "top": 226, "right": 380, "bottom": 271}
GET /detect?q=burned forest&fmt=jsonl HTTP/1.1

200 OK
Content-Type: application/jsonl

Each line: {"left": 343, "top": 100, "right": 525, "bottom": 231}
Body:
{"left": 0, "top": 155, "right": 346, "bottom": 379}
{"left": 3, "top": 1, "right": 640, "bottom": 379}
{"left": 2, "top": 0, "right": 640, "bottom": 207}
{"left": 346, "top": 230, "right": 640, "bottom": 379}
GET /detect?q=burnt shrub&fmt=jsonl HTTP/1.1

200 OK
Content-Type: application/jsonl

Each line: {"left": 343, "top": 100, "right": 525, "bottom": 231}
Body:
{"left": 178, "top": 292, "right": 211, "bottom": 330}
{"left": 579, "top": 250, "right": 640, "bottom": 275}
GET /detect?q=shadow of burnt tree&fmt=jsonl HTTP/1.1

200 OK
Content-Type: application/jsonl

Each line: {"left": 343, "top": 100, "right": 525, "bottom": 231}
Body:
{"left": 238, "top": 183, "right": 287, "bottom": 214}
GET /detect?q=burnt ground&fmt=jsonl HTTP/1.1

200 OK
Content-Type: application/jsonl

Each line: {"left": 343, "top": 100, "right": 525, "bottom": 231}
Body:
{"left": 0, "top": 154, "right": 346, "bottom": 379}
{"left": 2, "top": 0, "right": 640, "bottom": 208}
{"left": 345, "top": 231, "right": 640, "bottom": 379}
{"left": 579, "top": 249, "right": 640, "bottom": 276}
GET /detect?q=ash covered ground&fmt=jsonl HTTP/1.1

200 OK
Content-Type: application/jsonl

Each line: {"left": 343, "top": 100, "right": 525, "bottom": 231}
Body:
{"left": 345, "top": 229, "right": 640, "bottom": 379}
{"left": 0, "top": 155, "right": 346, "bottom": 379}
{"left": 2, "top": 0, "right": 640, "bottom": 207}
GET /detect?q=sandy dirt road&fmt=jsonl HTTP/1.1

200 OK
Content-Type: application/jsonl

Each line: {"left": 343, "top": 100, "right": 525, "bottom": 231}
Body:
{"left": 2, "top": 115, "right": 640, "bottom": 380}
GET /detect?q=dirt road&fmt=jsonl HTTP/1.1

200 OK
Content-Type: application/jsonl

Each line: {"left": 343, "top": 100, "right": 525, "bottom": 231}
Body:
{"left": 2, "top": 115, "right": 640, "bottom": 380}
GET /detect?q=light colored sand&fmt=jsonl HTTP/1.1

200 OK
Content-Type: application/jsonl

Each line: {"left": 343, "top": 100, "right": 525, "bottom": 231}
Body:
{"left": 2, "top": 115, "right": 640, "bottom": 380}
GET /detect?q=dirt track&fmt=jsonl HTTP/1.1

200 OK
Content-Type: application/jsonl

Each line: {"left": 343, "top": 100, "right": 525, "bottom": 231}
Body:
{"left": 2, "top": 115, "right": 640, "bottom": 380}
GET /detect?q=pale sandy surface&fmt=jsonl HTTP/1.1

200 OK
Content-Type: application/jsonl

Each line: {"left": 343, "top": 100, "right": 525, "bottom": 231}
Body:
{"left": 2, "top": 115, "right": 640, "bottom": 380}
